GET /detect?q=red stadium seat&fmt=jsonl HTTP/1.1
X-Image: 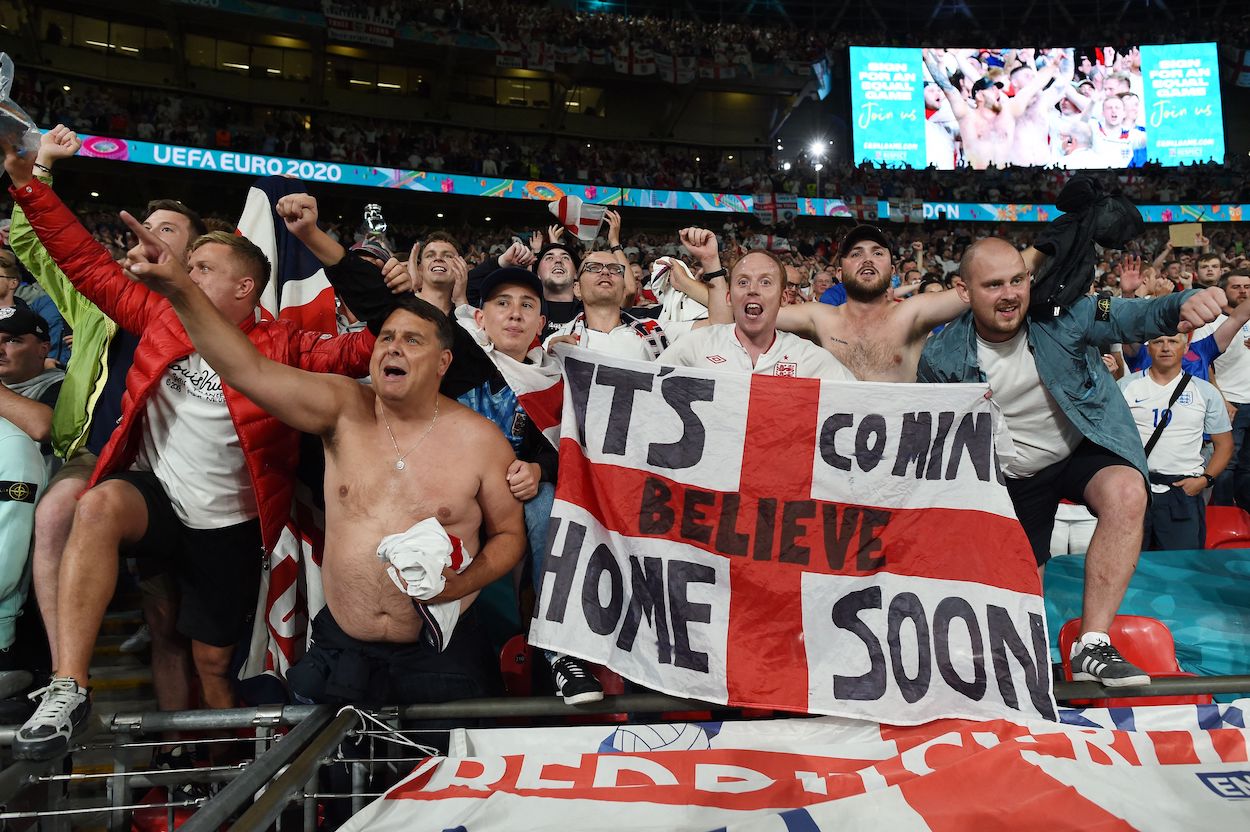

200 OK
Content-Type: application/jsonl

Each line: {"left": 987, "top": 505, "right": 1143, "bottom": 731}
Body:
{"left": 500, "top": 634, "right": 534, "bottom": 698}
{"left": 1204, "top": 505, "right": 1250, "bottom": 549}
{"left": 1058, "top": 616, "right": 1211, "bottom": 707}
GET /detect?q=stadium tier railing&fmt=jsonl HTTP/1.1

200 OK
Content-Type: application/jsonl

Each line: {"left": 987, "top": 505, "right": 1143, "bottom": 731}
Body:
{"left": 1, "top": 676, "right": 1249, "bottom": 828}
{"left": 67, "top": 132, "right": 1246, "bottom": 224}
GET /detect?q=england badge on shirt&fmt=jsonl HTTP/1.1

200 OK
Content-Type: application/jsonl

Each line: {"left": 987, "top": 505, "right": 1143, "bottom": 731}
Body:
{"left": 775, "top": 360, "right": 797, "bottom": 377}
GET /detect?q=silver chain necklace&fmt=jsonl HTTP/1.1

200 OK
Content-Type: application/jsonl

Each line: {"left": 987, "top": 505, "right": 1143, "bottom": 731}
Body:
{"left": 377, "top": 399, "right": 439, "bottom": 471}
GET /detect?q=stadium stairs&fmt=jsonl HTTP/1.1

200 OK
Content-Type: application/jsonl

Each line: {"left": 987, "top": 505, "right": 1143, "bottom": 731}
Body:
{"left": 60, "top": 586, "right": 158, "bottom": 829}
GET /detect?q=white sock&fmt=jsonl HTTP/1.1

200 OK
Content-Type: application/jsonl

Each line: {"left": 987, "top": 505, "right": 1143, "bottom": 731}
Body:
{"left": 1073, "top": 631, "right": 1111, "bottom": 657}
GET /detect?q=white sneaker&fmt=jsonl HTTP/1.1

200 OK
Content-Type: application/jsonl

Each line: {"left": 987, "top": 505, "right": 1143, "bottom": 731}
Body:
{"left": 119, "top": 624, "right": 151, "bottom": 654}
{"left": 12, "top": 677, "right": 91, "bottom": 760}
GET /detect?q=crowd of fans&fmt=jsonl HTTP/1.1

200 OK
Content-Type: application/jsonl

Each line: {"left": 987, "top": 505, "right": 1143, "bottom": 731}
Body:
{"left": 2, "top": 110, "right": 1249, "bottom": 806}
{"left": 18, "top": 68, "right": 1250, "bottom": 206}
{"left": 274, "top": 0, "right": 1250, "bottom": 61}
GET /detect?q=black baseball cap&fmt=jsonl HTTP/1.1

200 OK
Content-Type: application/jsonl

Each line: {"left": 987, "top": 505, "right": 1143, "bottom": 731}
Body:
{"left": 837, "top": 225, "right": 894, "bottom": 259}
{"left": 479, "top": 266, "right": 547, "bottom": 314}
{"left": 535, "top": 242, "right": 581, "bottom": 271}
{"left": 971, "top": 76, "right": 1004, "bottom": 94}
{"left": 0, "top": 305, "right": 50, "bottom": 340}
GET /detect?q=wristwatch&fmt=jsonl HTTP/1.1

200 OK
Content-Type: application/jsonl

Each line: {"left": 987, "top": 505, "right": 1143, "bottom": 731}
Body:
{"left": 1203, "top": 473, "right": 1216, "bottom": 486}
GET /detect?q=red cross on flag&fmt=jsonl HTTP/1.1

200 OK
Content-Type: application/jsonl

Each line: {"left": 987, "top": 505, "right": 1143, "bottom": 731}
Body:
{"left": 550, "top": 195, "right": 607, "bottom": 242}
{"left": 530, "top": 347, "right": 1050, "bottom": 726}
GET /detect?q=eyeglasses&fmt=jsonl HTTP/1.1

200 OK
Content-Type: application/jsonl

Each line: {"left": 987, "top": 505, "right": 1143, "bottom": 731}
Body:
{"left": 581, "top": 262, "right": 625, "bottom": 276}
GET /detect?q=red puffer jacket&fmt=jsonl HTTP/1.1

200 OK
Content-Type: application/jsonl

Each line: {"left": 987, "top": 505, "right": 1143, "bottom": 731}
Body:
{"left": 12, "top": 180, "right": 374, "bottom": 551}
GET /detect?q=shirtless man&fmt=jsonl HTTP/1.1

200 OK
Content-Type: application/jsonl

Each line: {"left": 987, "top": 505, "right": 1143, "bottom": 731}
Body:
{"left": 922, "top": 48, "right": 1062, "bottom": 170}
{"left": 763, "top": 225, "right": 969, "bottom": 381}
{"left": 1006, "top": 50, "right": 1074, "bottom": 167}
{"left": 122, "top": 219, "right": 526, "bottom": 708}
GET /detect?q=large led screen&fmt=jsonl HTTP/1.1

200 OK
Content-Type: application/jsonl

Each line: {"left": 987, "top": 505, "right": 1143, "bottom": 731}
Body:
{"left": 850, "top": 43, "right": 1224, "bottom": 169}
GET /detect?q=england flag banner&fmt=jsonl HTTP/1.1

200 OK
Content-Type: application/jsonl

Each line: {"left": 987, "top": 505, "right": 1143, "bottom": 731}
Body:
{"left": 530, "top": 347, "right": 1053, "bottom": 725}
{"left": 341, "top": 702, "right": 1250, "bottom": 831}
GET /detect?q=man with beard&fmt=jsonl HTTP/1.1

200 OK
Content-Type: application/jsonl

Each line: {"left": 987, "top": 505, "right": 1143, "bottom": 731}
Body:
{"left": 766, "top": 225, "right": 969, "bottom": 381}
{"left": 923, "top": 48, "right": 1062, "bottom": 169}
{"left": 918, "top": 237, "right": 1225, "bottom": 687}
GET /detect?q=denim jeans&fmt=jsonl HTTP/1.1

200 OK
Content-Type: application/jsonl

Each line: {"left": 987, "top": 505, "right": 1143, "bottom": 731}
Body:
{"left": 524, "top": 482, "right": 558, "bottom": 665}
{"left": 525, "top": 482, "right": 556, "bottom": 594}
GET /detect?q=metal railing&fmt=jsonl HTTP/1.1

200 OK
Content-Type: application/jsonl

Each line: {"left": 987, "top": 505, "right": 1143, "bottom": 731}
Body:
{"left": 0, "top": 674, "right": 1246, "bottom": 830}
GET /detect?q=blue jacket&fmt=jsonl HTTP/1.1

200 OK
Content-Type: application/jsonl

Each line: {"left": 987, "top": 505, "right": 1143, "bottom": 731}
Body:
{"left": 917, "top": 292, "right": 1197, "bottom": 480}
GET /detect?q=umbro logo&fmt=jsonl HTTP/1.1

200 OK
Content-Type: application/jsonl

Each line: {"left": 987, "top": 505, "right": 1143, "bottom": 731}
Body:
{"left": 707, "top": 355, "right": 726, "bottom": 364}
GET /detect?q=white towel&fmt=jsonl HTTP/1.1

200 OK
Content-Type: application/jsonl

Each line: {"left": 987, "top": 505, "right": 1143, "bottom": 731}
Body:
{"left": 376, "top": 518, "right": 470, "bottom": 652}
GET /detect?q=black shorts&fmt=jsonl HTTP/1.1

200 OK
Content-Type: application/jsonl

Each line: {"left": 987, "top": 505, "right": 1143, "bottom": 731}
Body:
{"left": 1004, "top": 440, "right": 1141, "bottom": 567}
{"left": 103, "top": 470, "right": 263, "bottom": 647}
{"left": 287, "top": 607, "right": 498, "bottom": 709}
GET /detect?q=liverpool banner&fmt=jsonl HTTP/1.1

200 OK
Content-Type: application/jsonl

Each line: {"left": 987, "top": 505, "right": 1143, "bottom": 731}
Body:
{"left": 529, "top": 348, "right": 1051, "bottom": 725}
{"left": 342, "top": 702, "right": 1250, "bottom": 830}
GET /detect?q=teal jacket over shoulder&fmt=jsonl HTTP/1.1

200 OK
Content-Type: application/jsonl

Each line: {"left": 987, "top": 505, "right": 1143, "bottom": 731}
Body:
{"left": 917, "top": 292, "right": 1197, "bottom": 481}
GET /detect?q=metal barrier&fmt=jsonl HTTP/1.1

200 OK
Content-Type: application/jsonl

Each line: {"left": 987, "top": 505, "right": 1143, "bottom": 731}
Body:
{"left": 0, "top": 675, "right": 1247, "bottom": 830}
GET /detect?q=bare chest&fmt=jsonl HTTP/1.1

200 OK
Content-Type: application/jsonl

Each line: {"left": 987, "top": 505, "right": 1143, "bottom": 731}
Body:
{"left": 820, "top": 314, "right": 918, "bottom": 382}
{"left": 327, "top": 430, "right": 482, "bottom": 535}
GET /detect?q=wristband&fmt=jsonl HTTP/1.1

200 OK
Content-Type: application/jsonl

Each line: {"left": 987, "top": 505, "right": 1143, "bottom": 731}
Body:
{"left": 609, "top": 244, "right": 623, "bottom": 252}
{"left": 701, "top": 268, "right": 727, "bottom": 283}
{"left": 33, "top": 162, "right": 52, "bottom": 175}
{"left": 1203, "top": 473, "right": 1216, "bottom": 486}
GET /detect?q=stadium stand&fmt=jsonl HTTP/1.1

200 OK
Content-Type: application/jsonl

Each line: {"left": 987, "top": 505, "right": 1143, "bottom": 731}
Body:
{"left": 1, "top": 0, "right": 1250, "bottom": 827}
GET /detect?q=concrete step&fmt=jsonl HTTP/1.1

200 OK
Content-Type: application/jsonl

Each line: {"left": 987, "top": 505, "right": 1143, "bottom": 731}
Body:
{"left": 98, "top": 610, "right": 144, "bottom": 637}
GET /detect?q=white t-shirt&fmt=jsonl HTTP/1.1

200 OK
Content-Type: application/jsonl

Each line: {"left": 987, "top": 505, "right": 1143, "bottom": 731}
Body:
{"left": 1209, "top": 313, "right": 1250, "bottom": 403}
{"left": 1119, "top": 371, "right": 1231, "bottom": 492}
{"left": 658, "top": 324, "right": 856, "bottom": 380}
{"left": 133, "top": 353, "right": 257, "bottom": 528}
{"left": 977, "top": 330, "right": 1083, "bottom": 478}
{"left": 545, "top": 316, "right": 696, "bottom": 361}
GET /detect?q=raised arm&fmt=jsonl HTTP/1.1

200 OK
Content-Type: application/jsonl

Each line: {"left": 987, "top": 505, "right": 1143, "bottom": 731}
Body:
{"left": 1090, "top": 287, "right": 1224, "bottom": 346}
{"left": 1212, "top": 295, "right": 1250, "bottom": 352}
{"left": 679, "top": 227, "right": 730, "bottom": 323}
{"left": 923, "top": 49, "right": 970, "bottom": 120}
{"left": 604, "top": 210, "right": 635, "bottom": 300}
{"left": 120, "top": 212, "right": 357, "bottom": 436}
{"left": 8, "top": 127, "right": 100, "bottom": 329}
{"left": 3, "top": 141, "right": 159, "bottom": 334}
{"left": 899, "top": 285, "right": 969, "bottom": 337}
{"left": 656, "top": 256, "right": 711, "bottom": 307}
{"left": 1007, "top": 52, "right": 1061, "bottom": 117}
